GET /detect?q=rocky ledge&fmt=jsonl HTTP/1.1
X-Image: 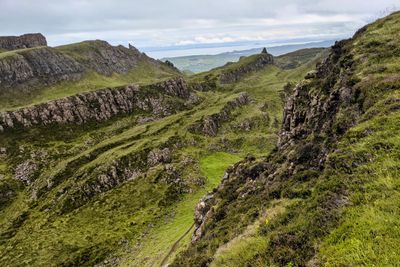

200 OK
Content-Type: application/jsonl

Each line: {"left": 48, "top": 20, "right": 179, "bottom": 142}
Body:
{"left": 0, "top": 33, "right": 47, "bottom": 50}
{"left": 0, "top": 77, "right": 192, "bottom": 131}
{"left": 189, "top": 92, "right": 250, "bottom": 136}
{"left": 219, "top": 52, "right": 274, "bottom": 84}
{"left": 0, "top": 47, "right": 84, "bottom": 89}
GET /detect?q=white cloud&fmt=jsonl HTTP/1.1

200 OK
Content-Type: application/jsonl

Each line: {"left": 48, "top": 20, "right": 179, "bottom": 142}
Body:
{"left": 0, "top": 0, "right": 398, "bottom": 48}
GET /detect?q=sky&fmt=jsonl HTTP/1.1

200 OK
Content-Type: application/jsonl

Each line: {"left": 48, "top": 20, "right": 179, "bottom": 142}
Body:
{"left": 0, "top": 0, "right": 398, "bottom": 57}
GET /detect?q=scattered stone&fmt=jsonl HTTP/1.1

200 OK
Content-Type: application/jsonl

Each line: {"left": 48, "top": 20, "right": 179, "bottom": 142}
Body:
{"left": 147, "top": 148, "right": 172, "bottom": 166}
{"left": 14, "top": 160, "right": 37, "bottom": 185}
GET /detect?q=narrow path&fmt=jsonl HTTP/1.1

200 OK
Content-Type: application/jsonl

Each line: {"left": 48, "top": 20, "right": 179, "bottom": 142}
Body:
{"left": 159, "top": 223, "right": 195, "bottom": 267}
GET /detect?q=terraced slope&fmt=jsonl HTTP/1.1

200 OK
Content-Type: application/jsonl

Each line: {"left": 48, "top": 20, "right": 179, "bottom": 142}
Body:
{"left": 0, "top": 43, "right": 319, "bottom": 266}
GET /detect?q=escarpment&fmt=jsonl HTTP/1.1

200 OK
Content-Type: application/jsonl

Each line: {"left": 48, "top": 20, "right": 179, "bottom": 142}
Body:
{"left": 57, "top": 40, "right": 147, "bottom": 76}
{"left": 0, "top": 33, "right": 47, "bottom": 50}
{"left": 219, "top": 52, "right": 274, "bottom": 83}
{"left": 0, "top": 36, "right": 178, "bottom": 95}
{"left": 173, "top": 17, "right": 390, "bottom": 267}
{"left": 189, "top": 92, "right": 250, "bottom": 136}
{"left": 0, "top": 47, "right": 84, "bottom": 89}
{"left": 0, "top": 77, "right": 193, "bottom": 131}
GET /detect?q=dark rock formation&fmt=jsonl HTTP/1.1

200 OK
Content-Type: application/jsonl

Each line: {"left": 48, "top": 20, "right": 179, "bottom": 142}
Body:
{"left": 193, "top": 193, "right": 215, "bottom": 242}
{"left": 147, "top": 148, "right": 172, "bottom": 166}
{"left": 189, "top": 92, "right": 250, "bottom": 136}
{"left": 61, "top": 40, "right": 143, "bottom": 76}
{"left": 0, "top": 38, "right": 178, "bottom": 94}
{"left": 0, "top": 33, "right": 47, "bottom": 50}
{"left": 14, "top": 160, "right": 38, "bottom": 185}
{"left": 219, "top": 53, "right": 274, "bottom": 84}
{"left": 0, "top": 78, "right": 191, "bottom": 131}
{"left": 0, "top": 47, "right": 84, "bottom": 89}
{"left": 279, "top": 40, "right": 359, "bottom": 170}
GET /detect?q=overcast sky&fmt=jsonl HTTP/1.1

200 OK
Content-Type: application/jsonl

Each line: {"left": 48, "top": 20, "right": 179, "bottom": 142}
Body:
{"left": 0, "top": 0, "right": 398, "bottom": 51}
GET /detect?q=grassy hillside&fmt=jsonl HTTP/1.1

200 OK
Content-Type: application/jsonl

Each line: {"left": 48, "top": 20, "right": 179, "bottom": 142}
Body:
{"left": 0, "top": 41, "right": 179, "bottom": 111}
{"left": 171, "top": 11, "right": 400, "bottom": 267}
{"left": 0, "top": 42, "right": 319, "bottom": 266}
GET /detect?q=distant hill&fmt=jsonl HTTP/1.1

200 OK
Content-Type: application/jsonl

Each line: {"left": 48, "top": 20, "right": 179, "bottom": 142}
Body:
{"left": 163, "top": 40, "right": 334, "bottom": 73}
{"left": 0, "top": 38, "right": 179, "bottom": 111}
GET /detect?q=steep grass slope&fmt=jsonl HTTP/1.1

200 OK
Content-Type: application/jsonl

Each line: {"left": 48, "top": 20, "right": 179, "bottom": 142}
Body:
{"left": 172, "top": 11, "right": 400, "bottom": 267}
{"left": 0, "top": 44, "right": 319, "bottom": 265}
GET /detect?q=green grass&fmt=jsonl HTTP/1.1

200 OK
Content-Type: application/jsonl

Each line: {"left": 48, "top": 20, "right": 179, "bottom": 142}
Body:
{"left": 0, "top": 61, "right": 178, "bottom": 111}
{"left": 0, "top": 35, "right": 321, "bottom": 266}
{"left": 171, "top": 11, "right": 400, "bottom": 267}
{"left": 0, "top": 46, "right": 47, "bottom": 59}
{"left": 199, "top": 152, "right": 242, "bottom": 187}
{"left": 121, "top": 152, "right": 242, "bottom": 267}
{"left": 318, "top": 111, "right": 400, "bottom": 266}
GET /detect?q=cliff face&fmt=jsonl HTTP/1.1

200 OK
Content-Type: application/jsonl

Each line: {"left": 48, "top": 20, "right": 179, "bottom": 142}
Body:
{"left": 58, "top": 40, "right": 144, "bottom": 75}
{"left": 0, "top": 33, "right": 47, "bottom": 50}
{"left": 0, "top": 47, "right": 84, "bottom": 89}
{"left": 189, "top": 92, "right": 250, "bottom": 136}
{"left": 0, "top": 37, "right": 178, "bottom": 94}
{"left": 0, "top": 78, "right": 192, "bottom": 132}
{"left": 219, "top": 52, "right": 274, "bottom": 83}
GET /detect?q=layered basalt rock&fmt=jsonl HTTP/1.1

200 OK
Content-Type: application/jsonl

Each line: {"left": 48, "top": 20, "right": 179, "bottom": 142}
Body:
{"left": 0, "top": 78, "right": 192, "bottom": 131}
{"left": 219, "top": 52, "right": 274, "bottom": 84}
{"left": 59, "top": 40, "right": 143, "bottom": 76}
{"left": 189, "top": 92, "right": 250, "bottom": 136}
{"left": 0, "top": 47, "right": 84, "bottom": 89}
{"left": 0, "top": 36, "right": 178, "bottom": 93}
{"left": 0, "top": 33, "right": 47, "bottom": 50}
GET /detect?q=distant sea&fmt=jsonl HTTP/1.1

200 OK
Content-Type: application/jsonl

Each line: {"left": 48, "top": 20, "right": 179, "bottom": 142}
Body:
{"left": 140, "top": 38, "right": 344, "bottom": 59}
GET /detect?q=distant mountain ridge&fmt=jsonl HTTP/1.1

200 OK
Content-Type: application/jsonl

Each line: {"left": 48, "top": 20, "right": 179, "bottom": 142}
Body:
{"left": 163, "top": 40, "right": 334, "bottom": 73}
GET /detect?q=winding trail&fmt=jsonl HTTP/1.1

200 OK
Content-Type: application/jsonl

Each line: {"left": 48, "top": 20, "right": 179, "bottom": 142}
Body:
{"left": 159, "top": 223, "right": 195, "bottom": 267}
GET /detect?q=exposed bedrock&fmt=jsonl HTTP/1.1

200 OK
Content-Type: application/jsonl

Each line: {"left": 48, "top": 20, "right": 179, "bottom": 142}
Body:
{"left": 0, "top": 33, "right": 47, "bottom": 50}
{"left": 0, "top": 77, "right": 193, "bottom": 131}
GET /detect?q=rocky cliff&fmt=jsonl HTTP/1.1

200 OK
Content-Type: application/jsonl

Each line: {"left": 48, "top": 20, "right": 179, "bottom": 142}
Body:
{"left": 57, "top": 40, "right": 146, "bottom": 76}
{"left": 0, "top": 77, "right": 192, "bottom": 132}
{"left": 0, "top": 47, "right": 84, "bottom": 90}
{"left": 219, "top": 52, "right": 274, "bottom": 83}
{"left": 188, "top": 92, "right": 250, "bottom": 136}
{"left": 0, "top": 33, "right": 47, "bottom": 50}
{"left": 0, "top": 36, "right": 178, "bottom": 94}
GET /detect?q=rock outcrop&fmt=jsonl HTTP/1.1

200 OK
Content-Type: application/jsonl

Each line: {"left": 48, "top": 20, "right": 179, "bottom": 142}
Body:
{"left": 189, "top": 92, "right": 250, "bottom": 136}
{"left": 0, "top": 47, "right": 84, "bottom": 89}
{"left": 60, "top": 40, "right": 143, "bottom": 76}
{"left": 0, "top": 78, "right": 191, "bottom": 131}
{"left": 0, "top": 33, "right": 47, "bottom": 50}
{"left": 219, "top": 52, "right": 274, "bottom": 84}
{"left": 279, "top": 40, "right": 360, "bottom": 170}
{"left": 0, "top": 36, "right": 178, "bottom": 93}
